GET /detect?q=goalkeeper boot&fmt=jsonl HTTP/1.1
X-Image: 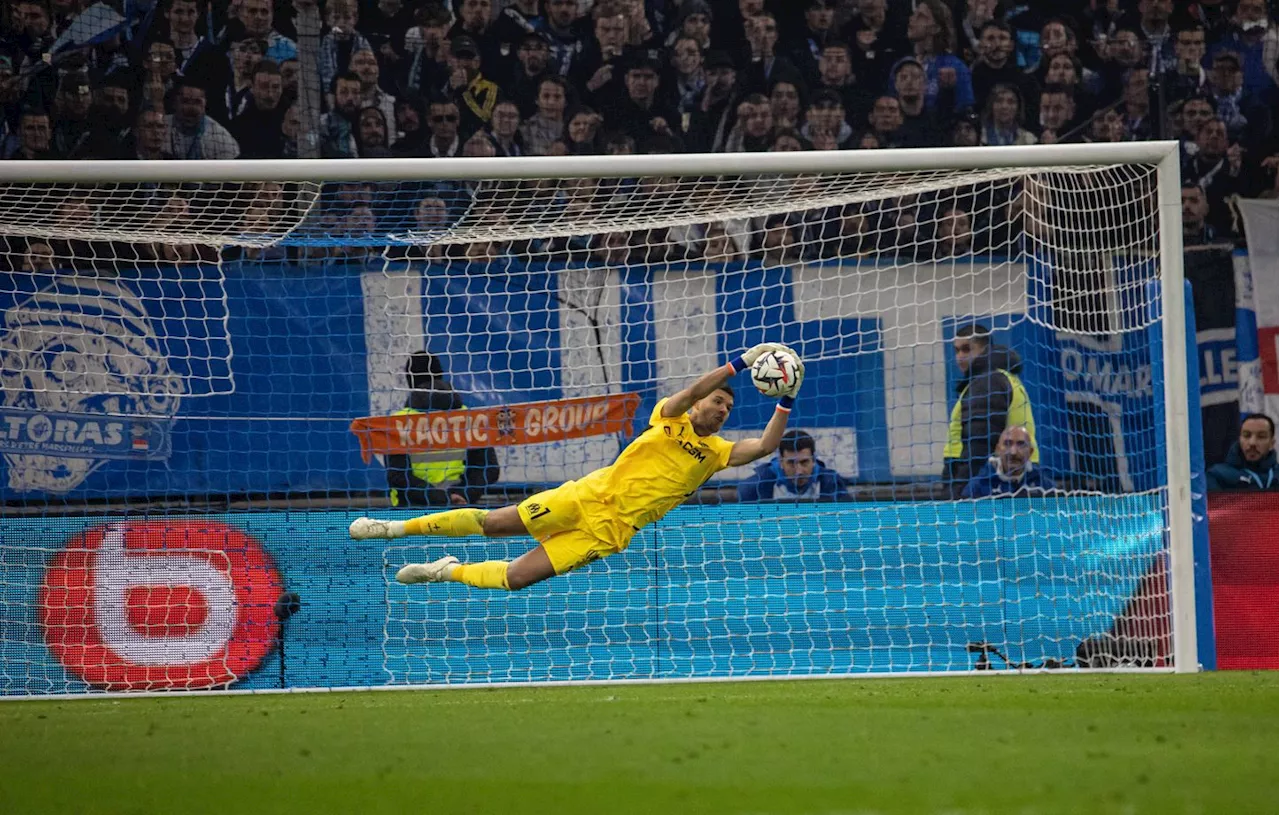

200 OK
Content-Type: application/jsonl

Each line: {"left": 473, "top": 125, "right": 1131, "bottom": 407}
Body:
{"left": 395, "top": 556, "right": 460, "bottom": 584}
{"left": 349, "top": 517, "right": 405, "bottom": 540}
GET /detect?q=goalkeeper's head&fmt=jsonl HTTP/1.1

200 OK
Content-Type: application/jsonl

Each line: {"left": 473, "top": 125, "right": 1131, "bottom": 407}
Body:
{"left": 691, "top": 384, "right": 734, "bottom": 435}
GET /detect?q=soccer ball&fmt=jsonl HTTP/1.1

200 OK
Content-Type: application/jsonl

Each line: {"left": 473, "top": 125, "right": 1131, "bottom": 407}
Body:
{"left": 751, "top": 350, "right": 799, "bottom": 398}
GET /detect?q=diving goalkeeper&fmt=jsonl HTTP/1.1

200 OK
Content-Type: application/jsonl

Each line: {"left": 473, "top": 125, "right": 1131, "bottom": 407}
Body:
{"left": 349, "top": 343, "right": 803, "bottom": 591}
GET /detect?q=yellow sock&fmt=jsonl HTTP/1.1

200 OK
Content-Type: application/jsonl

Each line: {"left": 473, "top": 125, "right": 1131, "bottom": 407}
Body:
{"left": 404, "top": 509, "right": 489, "bottom": 537}
{"left": 450, "top": 560, "right": 511, "bottom": 590}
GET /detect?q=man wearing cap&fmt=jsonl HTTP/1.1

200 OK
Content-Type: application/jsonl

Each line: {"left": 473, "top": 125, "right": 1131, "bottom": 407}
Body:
{"left": 684, "top": 49, "right": 739, "bottom": 152}
{"left": 601, "top": 47, "right": 679, "bottom": 145}
{"left": 448, "top": 35, "right": 500, "bottom": 138}
{"left": 51, "top": 72, "right": 94, "bottom": 159}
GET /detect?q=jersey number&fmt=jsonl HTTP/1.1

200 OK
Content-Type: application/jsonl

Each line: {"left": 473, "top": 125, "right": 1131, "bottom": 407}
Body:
{"left": 527, "top": 506, "right": 551, "bottom": 520}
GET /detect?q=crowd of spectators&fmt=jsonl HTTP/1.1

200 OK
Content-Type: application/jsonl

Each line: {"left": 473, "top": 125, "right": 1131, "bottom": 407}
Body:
{"left": 0, "top": 0, "right": 1276, "bottom": 258}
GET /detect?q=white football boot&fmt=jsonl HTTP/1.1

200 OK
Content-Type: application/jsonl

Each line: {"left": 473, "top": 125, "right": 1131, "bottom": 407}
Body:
{"left": 349, "top": 517, "right": 404, "bottom": 539}
{"left": 395, "top": 556, "right": 461, "bottom": 584}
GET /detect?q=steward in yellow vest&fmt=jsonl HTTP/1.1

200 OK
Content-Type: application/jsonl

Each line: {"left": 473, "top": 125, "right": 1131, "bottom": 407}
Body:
{"left": 386, "top": 352, "right": 500, "bottom": 507}
{"left": 942, "top": 328, "right": 1038, "bottom": 497}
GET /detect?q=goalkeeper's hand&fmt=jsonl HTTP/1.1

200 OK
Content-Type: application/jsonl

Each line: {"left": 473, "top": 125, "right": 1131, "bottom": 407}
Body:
{"left": 740, "top": 342, "right": 789, "bottom": 367}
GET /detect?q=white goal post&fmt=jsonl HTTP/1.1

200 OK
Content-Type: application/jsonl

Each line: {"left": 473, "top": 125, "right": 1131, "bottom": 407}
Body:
{"left": 0, "top": 142, "right": 1199, "bottom": 698}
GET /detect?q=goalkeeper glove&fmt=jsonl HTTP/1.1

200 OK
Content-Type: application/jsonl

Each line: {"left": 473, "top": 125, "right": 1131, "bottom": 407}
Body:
{"left": 730, "top": 342, "right": 790, "bottom": 373}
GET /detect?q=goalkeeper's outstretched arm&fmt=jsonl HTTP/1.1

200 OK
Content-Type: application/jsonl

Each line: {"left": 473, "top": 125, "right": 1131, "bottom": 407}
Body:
{"left": 727, "top": 400, "right": 793, "bottom": 466}
{"left": 661, "top": 342, "right": 792, "bottom": 419}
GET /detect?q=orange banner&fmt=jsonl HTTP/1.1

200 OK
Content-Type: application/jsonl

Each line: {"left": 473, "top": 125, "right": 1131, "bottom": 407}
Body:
{"left": 350, "top": 393, "right": 641, "bottom": 463}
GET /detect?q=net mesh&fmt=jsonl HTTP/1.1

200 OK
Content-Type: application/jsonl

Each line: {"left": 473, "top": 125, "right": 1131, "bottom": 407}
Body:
{"left": 0, "top": 158, "right": 1175, "bottom": 696}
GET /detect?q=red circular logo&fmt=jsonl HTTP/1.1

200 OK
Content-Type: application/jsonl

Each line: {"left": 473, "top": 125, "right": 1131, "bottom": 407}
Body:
{"left": 39, "top": 520, "right": 283, "bottom": 691}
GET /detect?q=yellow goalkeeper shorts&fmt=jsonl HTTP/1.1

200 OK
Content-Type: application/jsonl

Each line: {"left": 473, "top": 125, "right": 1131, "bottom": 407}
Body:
{"left": 517, "top": 481, "right": 631, "bottom": 574}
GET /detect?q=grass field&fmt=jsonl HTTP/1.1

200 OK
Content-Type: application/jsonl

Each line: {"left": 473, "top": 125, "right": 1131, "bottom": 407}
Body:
{"left": 0, "top": 672, "right": 1274, "bottom": 815}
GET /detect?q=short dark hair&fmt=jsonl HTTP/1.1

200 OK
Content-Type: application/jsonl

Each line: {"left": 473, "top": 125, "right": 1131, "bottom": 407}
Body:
{"left": 954, "top": 323, "right": 992, "bottom": 345}
{"left": 715, "top": 382, "right": 735, "bottom": 399}
{"left": 1242, "top": 413, "right": 1276, "bottom": 437}
{"left": 779, "top": 429, "right": 815, "bottom": 455}
{"left": 331, "top": 71, "right": 361, "bottom": 93}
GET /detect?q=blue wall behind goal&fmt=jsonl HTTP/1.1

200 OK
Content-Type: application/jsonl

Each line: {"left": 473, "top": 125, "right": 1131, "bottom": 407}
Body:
{"left": 0, "top": 498, "right": 1166, "bottom": 695}
{"left": 0, "top": 256, "right": 1166, "bottom": 501}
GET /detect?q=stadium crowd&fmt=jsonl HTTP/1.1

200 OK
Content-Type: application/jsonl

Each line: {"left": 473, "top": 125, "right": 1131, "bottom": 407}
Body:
{"left": 0, "top": 0, "right": 1275, "bottom": 250}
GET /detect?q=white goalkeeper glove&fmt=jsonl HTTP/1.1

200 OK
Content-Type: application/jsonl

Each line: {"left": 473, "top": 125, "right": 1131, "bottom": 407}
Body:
{"left": 739, "top": 342, "right": 789, "bottom": 367}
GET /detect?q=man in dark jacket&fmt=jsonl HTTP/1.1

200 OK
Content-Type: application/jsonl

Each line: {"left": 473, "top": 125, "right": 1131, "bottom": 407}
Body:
{"left": 737, "top": 429, "right": 851, "bottom": 502}
{"left": 961, "top": 425, "right": 1056, "bottom": 498}
{"left": 1207, "top": 413, "right": 1277, "bottom": 490}
{"left": 942, "top": 324, "right": 1039, "bottom": 497}
{"left": 386, "top": 352, "right": 500, "bottom": 507}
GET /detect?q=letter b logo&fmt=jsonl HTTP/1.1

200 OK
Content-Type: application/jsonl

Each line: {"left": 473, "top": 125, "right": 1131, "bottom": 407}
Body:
{"left": 40, "top": 520, "right": 283, "bottom": 691}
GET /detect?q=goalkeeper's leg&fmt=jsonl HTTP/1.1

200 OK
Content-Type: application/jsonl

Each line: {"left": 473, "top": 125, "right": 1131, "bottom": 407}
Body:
{"left": 352, "top": 505, "right": 546, "bottom": 590}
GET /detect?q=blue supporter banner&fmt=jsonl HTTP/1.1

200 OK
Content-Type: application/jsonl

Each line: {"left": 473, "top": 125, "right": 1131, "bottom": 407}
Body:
{"left": 0, "top": 498, "right": 1165, "bottom": 695}
{"left": 0, "top": 257, "right": 1165, "bottom": 501}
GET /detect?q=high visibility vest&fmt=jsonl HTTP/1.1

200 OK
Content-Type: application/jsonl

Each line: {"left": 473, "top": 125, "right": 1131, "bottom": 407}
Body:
{"left": 390, "top": 407, "right": 466, "bottom": 506}
{"left": 943, "top": 369, "right": 1039, "bottom": 463}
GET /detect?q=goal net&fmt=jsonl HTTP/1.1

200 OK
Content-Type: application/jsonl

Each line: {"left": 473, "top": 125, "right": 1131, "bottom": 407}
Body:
{"left": 0, "top": 145, "right": 1194, "bottom": 696}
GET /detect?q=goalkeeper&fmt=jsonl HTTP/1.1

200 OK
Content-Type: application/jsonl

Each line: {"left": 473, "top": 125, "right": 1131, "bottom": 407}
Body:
{"left": 350, "top": 343, "right": 803, "bottom": 591}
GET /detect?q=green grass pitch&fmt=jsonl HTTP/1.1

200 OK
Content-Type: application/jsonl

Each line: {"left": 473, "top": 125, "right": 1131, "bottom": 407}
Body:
{"left": 1, "top": 672, "right": 1274, "bottom": 815}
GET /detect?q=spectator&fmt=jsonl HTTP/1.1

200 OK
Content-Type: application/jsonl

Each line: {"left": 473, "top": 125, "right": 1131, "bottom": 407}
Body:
{"left": 1122, "top": 67, "right": 1155, "bottom": 140}
{"left": 1181, "top": 183, "right": 1219, "bottom": 244}
{"left": 741, "top": 11, "right": 800, "bottom": 94}
{"left": 224, "top": 35, "right": 266, "bottom": 123}
{"left": 492, "top": 0, "right": 544, "bottom": 54}
{"left": 167, "top": 81, "right": 239, "bottom": 159}
{"left": 541, "top": 0, "right": 589, "bottom": 78}
{"left": 956, "top": 0, "right": 1000, "bottom": 62}
{"left": 450, "top": 0, "right": 501, "bottom": 71}
{"left": 230, "top": 59, "right": 286, "bottom": 158}
{"left": 319, "top": 0, "right": 372, "bottom": 94}
{"left": 892, "top": 59, "right": 946, "bottom": 146}
{"left": 897, "top": 0, "right": 974, "bottom": 114}
{"left": 356, "top": 106, "right": 392, "bottom": 157}
{"left": 799, "top": 89, "right": 852, "bottom": 149}
{"left": 508, "top": 33, "right": 555, "bottom": 117}
{"left": 1129, "top": 0, "right": 1177, "bottom": 73}
{"left": 392, "top": 97, "right": 429, "bottom": 157}
{"left": 447, "top": 35, "right": 500, "bottom": 138}
{"left": 488, "top": 100, "right": 524, "bottom": 156}
{"left": 789, "top": 0, "right": 838, "bottom": 89}
{"left": 565, "top": 106, "right": 602, "bottom": 154}
{"left": 1041, "top": 52, "right": 1096, "bottom": 118}
{"left": 520, "top": 76, "right": 567, "bottom": 155}
{"left": 949, "top": 112, "right": 981, "bottom": 146}
{"left": 768, "top": 79, "right": 804, "bottom": 131}
{"left": 865, "top": 94, "right": 905, "bottom": 147}
{"left": 756, "top": 214, "right": 800, "bottom": 265}
{"left": 960, "top": 425, "right": 1056, "bottom": 498}
{"left": 83, "top": 72, "right": 135, "bottom": 159}
{"left": 933, "top": 206, "right": 974, "bottom": 257}
{"left": 231, "top": 0, "right": 297, "bottom": 63}
{"left": 165, "top": 0, "right": 225, "bottom": 91}
{"left": 7, "top": 109, "right": 55, "bottom": 160}
{"left": 426, "top": 97, "right": 463, "bottom": 157}
{"left": 942, "top": 323, "right": 1039, "bottom": 496}
{"left": 1097, "top": 27, "right": 1147, "bottom": 102}
{"left": 320, "top": 72, "right": 363, "bottom": 158}
{"left": 403, "top": 3, "right": 452, "bottom": 97}
{"left": 1162, "top": 23, "right": 1210, "bottom": 104}
{"left": 702, "top": 220, "right": 746, "bottom": 262}
{"left": 667, "top": 35, "right": 706, "bottom": 116}
{"left": 1209, "top": 0, "right": 1276, "bottom": 96}
{"left": 573, "top": 1, "right": 629, "bottom": 102}
{"left": 770, "top": 128, "right": 804, "bottom": 151}
{"left": 1207, "top": 413, "right": 1278, "bottom": 490}
{"left": 142, "top": 39, "right": 182, "bottom": 112}
{"left": 1206, "top": 50, "right": 1273, "bottom": 152}
{"left": 684, "top": 50, "right": 739, "bottom": 152}
{"left": 816, "top": 41, "right": 872, "bottom": 125}
{"left": 1178, "top": 94, "right": 1215, "bottom": 150}
{"left": 735, "top": 428, "right": 853, "bottom": 503}
{"left": 1086, "top": 107, "right": 1129, "bottom": 142}
{"left": 971, "top": 21, "right": 1040, "bottom": 128}
{"left": 1038, "top": 84, "right": 1080, "bottom": 144}
{"left": 51, "top": 72, "right": 92, "bottom": 159}
{"left": 726, "top": 92, "right": 774, "bottom": 152}
{"left": 843, "top": 0, "right": 905, "bottom": 92}
{"left": 129, "top": 107, "right": 171, "bottom": 160}
{"left": 350, "top": 47, "right": 397, "bottom": 145}
{"left": 363, "top": 0, "right": 415, "bottom": 75}
{"left": 669, "top": 1, "right": 713, "bottom": 50}
{"left": 1183, "top": 116, "right": 1249, "bottom": 233}
{"left": 387, "top": 351, "right": 500, "bottom": 507}
{"left": 602, "top": 49, "right": 677, "bottom": 147}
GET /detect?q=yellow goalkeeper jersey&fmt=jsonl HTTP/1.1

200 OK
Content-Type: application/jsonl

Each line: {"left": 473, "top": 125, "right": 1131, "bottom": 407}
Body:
{"left": 575, "top": 397, "right": 735, "bottom": 531}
